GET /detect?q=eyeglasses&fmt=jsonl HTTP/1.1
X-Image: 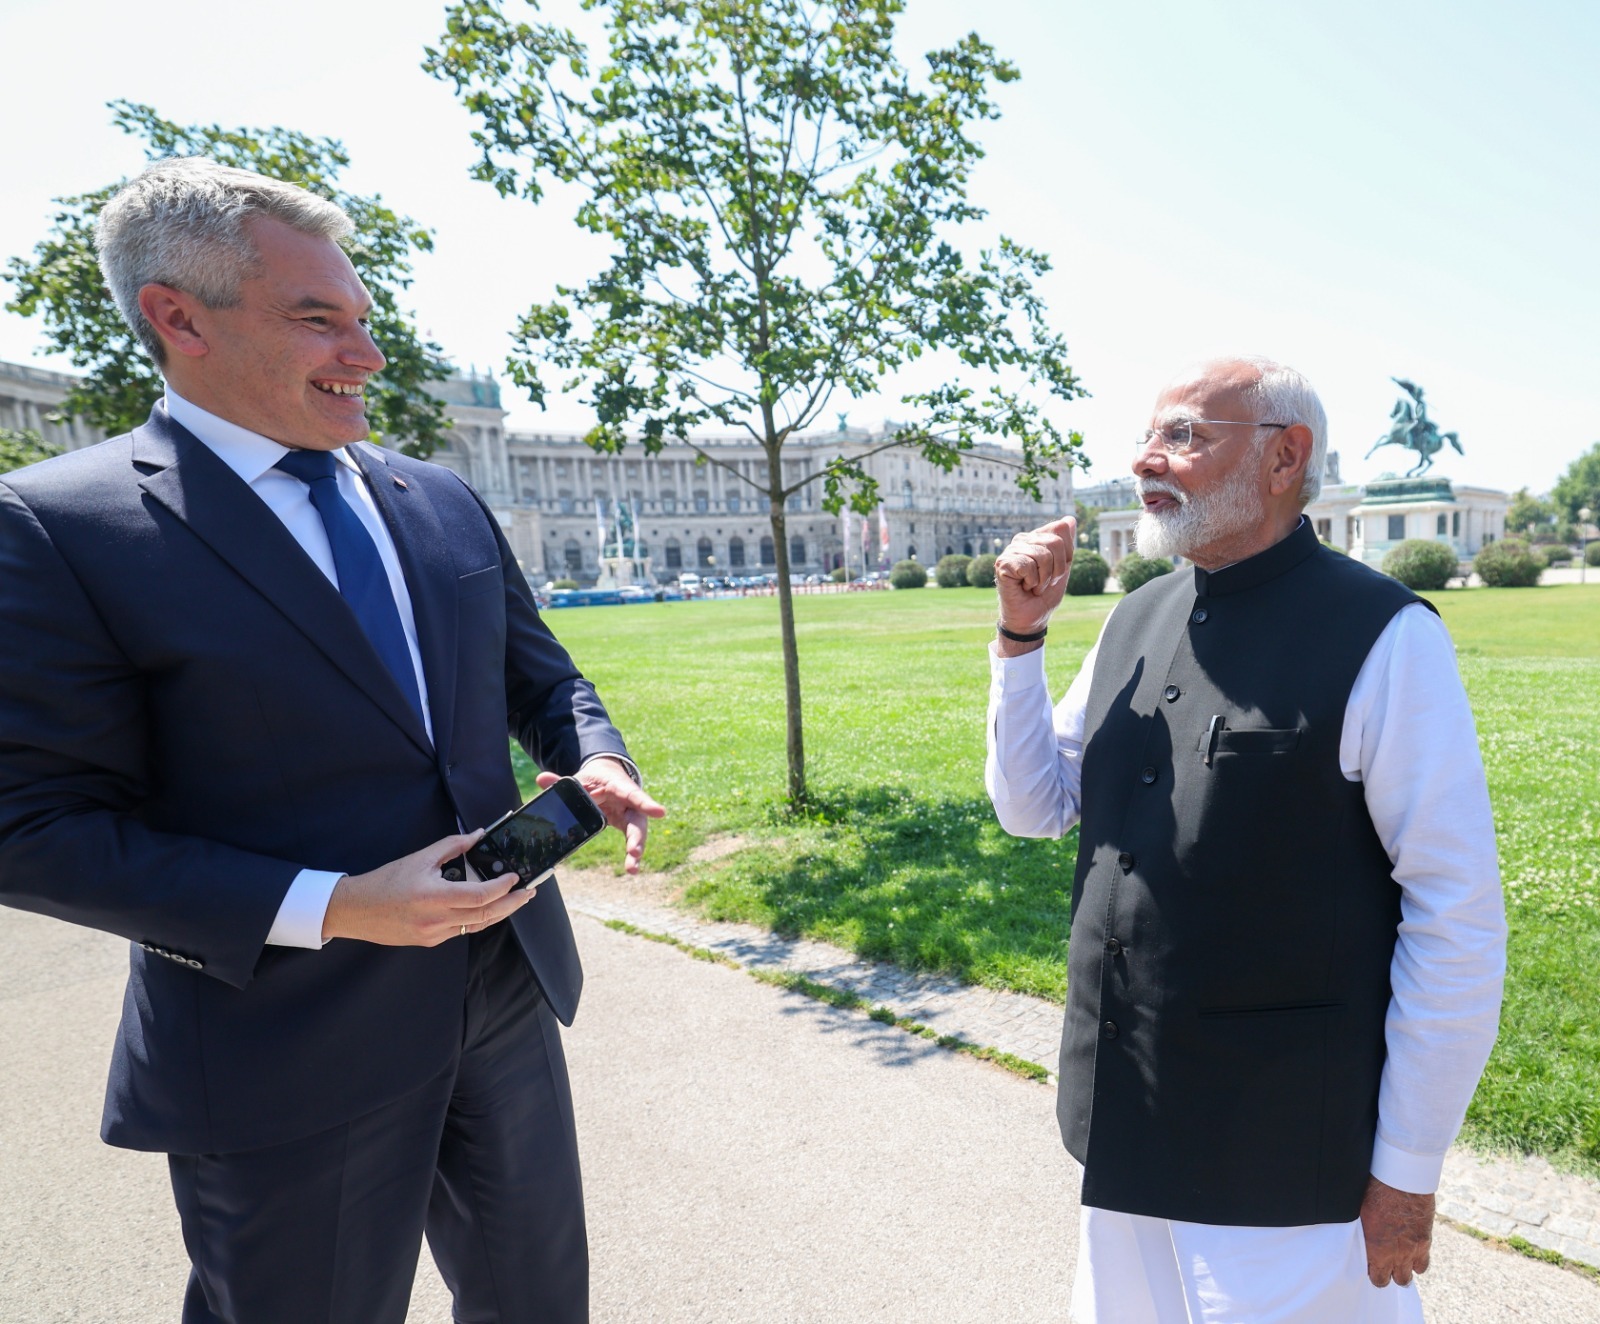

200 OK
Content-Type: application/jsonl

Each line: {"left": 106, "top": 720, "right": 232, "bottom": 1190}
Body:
{"left": 1137, "top": 419, "right": 1288, "bottom": 455}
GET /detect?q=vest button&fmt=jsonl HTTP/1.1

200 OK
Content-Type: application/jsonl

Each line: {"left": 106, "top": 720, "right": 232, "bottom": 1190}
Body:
{"left": 1163, "top": 684, "right": 1181, "bottom": 702}
{"left": 1117, "top": 851, "right": 1134, "bottom": 871}
{"left": 1101, "top": 1020, "right": 1119, "bottom": 1039}
{"left": 1105, "top": 938, "right": 1123, "bottom": 956}
{"left": 1140, "top": 767, "right": 1158, "bottom": 784}
{"left": 1191, "top": 607, "right": 1209, "bottom": 624}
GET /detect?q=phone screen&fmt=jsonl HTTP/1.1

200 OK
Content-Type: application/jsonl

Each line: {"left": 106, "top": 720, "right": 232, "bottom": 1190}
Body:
{"left": 466, "top": 780, "right": 605, "bottom": 885}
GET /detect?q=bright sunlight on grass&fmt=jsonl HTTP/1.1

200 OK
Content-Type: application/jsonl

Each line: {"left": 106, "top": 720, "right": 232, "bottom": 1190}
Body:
{"left": 531, "top": 582, "right": 1600, "bottom": 1171}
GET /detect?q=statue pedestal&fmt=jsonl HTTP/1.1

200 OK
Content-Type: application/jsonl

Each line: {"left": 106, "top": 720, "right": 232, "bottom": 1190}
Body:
{"left": 595, "top": 554, "right": 654, "bottom": 589}
{"left": 1349, "top": 476, "right": 1459, "bottom": 566}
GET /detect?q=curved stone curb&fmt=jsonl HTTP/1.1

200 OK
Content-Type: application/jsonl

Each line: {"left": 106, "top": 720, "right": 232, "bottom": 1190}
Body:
{"left": 564, "top": 885, "right": 1600, "bottom": 1276}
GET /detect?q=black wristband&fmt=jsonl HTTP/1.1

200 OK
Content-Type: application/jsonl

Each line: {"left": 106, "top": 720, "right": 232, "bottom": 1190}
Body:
{"left": 996, "top": 621, "right": 1048, "bottom": 643}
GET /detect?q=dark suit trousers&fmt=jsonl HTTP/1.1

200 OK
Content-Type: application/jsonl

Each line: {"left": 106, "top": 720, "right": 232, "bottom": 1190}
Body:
{"left": 168, "top": 926, "right": 587, "bottom": 1324}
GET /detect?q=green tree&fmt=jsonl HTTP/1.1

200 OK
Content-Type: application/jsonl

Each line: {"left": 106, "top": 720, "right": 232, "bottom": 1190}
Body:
{"left": 1551, "top": 442, "right": 1600, "bottom": 529}
{"left": 4, "top": 101, "right": 450, "bottom": 455}
{"left": 427, "top": 0, "right": 1085, "bottom": 804}
{"left": 1505, "top": 486, "right": 1557, "bottom": 539}
{"left": 0, "top": 428, "right": 62, "bottom": 475}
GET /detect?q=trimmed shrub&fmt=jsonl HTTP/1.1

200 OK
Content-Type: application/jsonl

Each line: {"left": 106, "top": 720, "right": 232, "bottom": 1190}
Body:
{"left": 1381, "top": 539, "right": 1458, "bottom": 591}
{"left": 1115, "top": 553, "right": 1173, "bottom": 594}
{"left": 1588, "top": 542, "right": 1600, "bottom": 568}
{"left": 1066, "top": 549, "right": 1109, "bottom": 596}
{"left": 967, "top": 553, "right": 998, "bottom": 588}
{"left": 830, "top": 566, "right": 848, "bottom": 583}
{"left": 552, "top": 578, "right": 580, "bottom": 591}
{"left": 889, "top": 559, "right": 927, "bottom": 589}
{"left": 1474, "top": 538, "right": 1543, "bottom": 588}
{"left": 1540, "top": 545, "right": 1572, "bottom": 566}
{"left": 935, "top": 553, "right": 973, "bottom": 588}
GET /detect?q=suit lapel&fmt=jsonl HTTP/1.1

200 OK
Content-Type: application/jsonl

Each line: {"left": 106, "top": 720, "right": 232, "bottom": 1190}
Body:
{"left": 133, "top": 407, "right": 433, "bottom": 759}
{"left": 350, "top": 444, "right": 460, "bottom": 765}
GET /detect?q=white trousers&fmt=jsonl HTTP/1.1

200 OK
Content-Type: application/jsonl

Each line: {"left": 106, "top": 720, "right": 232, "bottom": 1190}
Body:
{"left": 1071, "top": 1205, "right": 1427, "bottom": 1324}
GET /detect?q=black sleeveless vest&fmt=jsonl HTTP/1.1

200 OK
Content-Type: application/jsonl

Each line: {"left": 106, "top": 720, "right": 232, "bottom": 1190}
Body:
{"left": 1059, "top": 519, "right": 1429, "bottom": 1226}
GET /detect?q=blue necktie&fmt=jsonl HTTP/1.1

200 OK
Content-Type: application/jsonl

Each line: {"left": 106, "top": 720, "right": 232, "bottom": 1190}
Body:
{"left": 274, "top": 449, "right": 424, "bottom": 724}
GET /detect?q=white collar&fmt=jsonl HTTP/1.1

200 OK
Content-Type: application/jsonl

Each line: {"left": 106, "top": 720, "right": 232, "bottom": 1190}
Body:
{"left": 164, "top": 388, "right": 361, "bottom": 485}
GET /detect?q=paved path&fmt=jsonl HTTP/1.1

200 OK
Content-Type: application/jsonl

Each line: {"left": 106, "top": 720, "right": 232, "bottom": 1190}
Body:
{"left": 2, "top": 902, "right": 1597, "bottom": 1321}
{"left": 564, "top": 884, "right": 1600, "bottom": 1277}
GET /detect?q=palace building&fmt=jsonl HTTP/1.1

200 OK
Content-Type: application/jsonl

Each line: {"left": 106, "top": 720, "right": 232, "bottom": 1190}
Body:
{"left": 1, "top": 359, "right": 1074, "bottom": 583}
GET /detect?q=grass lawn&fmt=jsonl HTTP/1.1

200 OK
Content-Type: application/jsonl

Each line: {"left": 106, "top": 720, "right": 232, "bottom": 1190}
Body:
{"left": 529, "top": 582, "right": 1600, "bottom": 1172}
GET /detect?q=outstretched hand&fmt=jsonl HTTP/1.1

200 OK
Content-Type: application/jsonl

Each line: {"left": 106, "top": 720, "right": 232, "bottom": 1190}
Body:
{"left": 538, "top": 758, "right": 665, "bottom": 875}
{"left": 1360, "top": 1175, "right": 1434, "bottom": 1288}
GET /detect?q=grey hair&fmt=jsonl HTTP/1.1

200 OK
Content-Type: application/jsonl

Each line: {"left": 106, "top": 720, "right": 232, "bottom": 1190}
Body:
{"left": 1236, "top": 356, "right": 1328, "bottom": 507}
{"left": 96, "top": 156, "right": 353, "bottom": 364}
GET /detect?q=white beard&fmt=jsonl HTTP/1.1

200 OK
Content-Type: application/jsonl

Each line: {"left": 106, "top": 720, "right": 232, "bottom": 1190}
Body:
{"left": 1135, "top": 460, "right": 1266, "bottom": 561}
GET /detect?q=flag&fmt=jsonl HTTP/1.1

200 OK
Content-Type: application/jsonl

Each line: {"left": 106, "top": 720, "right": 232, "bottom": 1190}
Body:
{"left": 594, "top": 495, "right": 606, "bottom": 556}
{"left": 630, "top": 497, "right": 642, "bottom": 560}
{"left": 840, "top": 508, "right": 851, "bottom": 575}
{"left": 878, "top": 502, "right": 890, "bottom": 567}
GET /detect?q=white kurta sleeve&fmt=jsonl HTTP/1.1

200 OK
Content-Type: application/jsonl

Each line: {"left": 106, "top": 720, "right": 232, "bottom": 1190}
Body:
{"left": 1340, "top": 603, "right": 1508, "bottom": 1195}
{"left": 985, "top": 632, "right": 1100, "bottom": 840}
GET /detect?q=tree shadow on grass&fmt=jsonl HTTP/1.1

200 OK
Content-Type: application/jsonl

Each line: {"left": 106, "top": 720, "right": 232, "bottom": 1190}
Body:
{"left": 682, "top": 784, "right": 1078, "bottom": 1002}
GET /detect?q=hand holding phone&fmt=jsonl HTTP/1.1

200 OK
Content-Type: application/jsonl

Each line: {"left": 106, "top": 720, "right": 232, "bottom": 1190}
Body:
{"left": 441, "top": 777, "right": 608, "bottom": 890}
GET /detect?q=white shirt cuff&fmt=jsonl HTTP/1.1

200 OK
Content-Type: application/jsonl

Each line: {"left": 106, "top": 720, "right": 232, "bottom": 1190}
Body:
{"left": 265, "top": 868, "right": 344, "bottom": 948}
{"left": 1370, "top": 1132, "right": 1447, "bottom": 1195}
{"left": 988, "top": 639, "right": 1050, "bottom": 685}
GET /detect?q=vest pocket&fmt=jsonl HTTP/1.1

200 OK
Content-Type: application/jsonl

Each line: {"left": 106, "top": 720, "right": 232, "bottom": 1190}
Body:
{"left": 1194, "top": 727, "right": 1302, "bottom": 755}
{"left": 1197, "top": 1000, "right": 1344, "bottom": 1019}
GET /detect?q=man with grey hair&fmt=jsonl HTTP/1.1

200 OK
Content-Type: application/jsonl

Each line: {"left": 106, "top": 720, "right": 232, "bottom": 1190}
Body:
{"left": 0, "top": 156, "right": 662, "bottom": 1322}
{"left": 985, "top": 357, "right": 1504, "bottom": 1321}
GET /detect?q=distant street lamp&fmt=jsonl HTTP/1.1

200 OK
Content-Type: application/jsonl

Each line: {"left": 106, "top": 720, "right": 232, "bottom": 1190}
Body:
{"left": 1581, "top": 507, "right": 1593, "bottom": 586}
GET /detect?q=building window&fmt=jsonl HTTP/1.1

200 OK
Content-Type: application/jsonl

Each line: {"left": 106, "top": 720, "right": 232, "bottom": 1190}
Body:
{"left": 727, "top": 494, "right": 740, "bottom": 513}
{"left": 661, "top": 491, "right": 677, "bottom": 513}
{"left": 760, "top": 536, "right": 775, "bottom": 566}
{"left": 1387, "top": 514, "right": 1405, "bottom": 541}
{"left": 697, "top": 536, "right": 714, "bottom": 568}
{"left": 564, "top": 540, "right": 582, "bottom": 572}
{"left": 790, "top": 536, "right": 806, "bottom": 566}
{"left": 694, "top": 490, "right": 709, "bottom": 513}
{"left": 728, "top": 536, "right": 746, "bottom": 567}
{"left": 664, "top": 539, "right": 682, "bottom": 569}
{"left": 1452, "top": 511, "right": 1461, "bottom": 537}
{"left": 1315, "top": 518, "right": 1332, "bottom": 540}
{"left": 558, "top": 489, "right": 574, "bottom": 515}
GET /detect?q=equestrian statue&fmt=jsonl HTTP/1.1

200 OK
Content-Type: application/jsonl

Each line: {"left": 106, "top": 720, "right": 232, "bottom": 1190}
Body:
{"left": 1366, "top": 377, "right": 1463, "bottom": 476}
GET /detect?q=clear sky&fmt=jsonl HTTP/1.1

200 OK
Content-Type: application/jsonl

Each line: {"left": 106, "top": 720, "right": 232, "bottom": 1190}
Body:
{"left": 2, "top": 0, "right": 1595, "bottom": 496}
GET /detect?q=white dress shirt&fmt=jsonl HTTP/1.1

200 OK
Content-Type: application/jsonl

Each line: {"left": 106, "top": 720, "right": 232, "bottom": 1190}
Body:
{"left": 985, "top": 600, "right": 1506, "bottom": 1197}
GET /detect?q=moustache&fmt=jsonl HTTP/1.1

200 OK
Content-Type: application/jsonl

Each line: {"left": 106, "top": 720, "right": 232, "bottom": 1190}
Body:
{"left": 1136, "top": 480, "right": 1189, "bottom": 506}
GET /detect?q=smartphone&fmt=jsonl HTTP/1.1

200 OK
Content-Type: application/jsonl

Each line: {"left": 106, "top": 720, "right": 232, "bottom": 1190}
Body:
{"left": 442, "top": 777, "right": 607, "bottom": 890}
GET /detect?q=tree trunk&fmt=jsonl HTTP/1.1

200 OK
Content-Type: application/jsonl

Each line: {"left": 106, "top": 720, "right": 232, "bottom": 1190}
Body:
{"left": 767, "top": 476, "right": 806, "bottom": 807}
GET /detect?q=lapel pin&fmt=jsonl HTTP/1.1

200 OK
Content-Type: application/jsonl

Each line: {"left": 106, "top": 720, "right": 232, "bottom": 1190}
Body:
{"left": 392, "top": 476, "right": 409, "bottom": 491}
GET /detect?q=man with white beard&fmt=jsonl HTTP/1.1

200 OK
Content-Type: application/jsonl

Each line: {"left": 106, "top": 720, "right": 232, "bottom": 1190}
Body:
{"left": 984, "top": 357, "right": 1505, "bottom": 1322}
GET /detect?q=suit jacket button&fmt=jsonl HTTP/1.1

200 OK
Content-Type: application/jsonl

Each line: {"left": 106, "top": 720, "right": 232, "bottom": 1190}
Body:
{"left": 1105, "top": 938, "right": 1123, "bottom": 956}
{"left": 1163, "top": 684, "right": 1181, "bottom": 702}
{"left": 186, "top": 959, "right": 203, "bottom": 969}
{"left": 1140, "top": 767, "right": 1158, "bottom": 785}
{"left": 1191, "top": 607, "right": 1209, "bottom": 624}
{"left": 1117, "top": 852, "right": 1134, "bottom": 871}
{"left": 1101, "top": 1020, "right": 1119, "bottom": 1039}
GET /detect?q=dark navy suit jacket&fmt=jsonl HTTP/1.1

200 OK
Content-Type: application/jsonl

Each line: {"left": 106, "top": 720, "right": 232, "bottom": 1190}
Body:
{"left": 0, "top": 403, "right": 628, "bottom": 1154}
